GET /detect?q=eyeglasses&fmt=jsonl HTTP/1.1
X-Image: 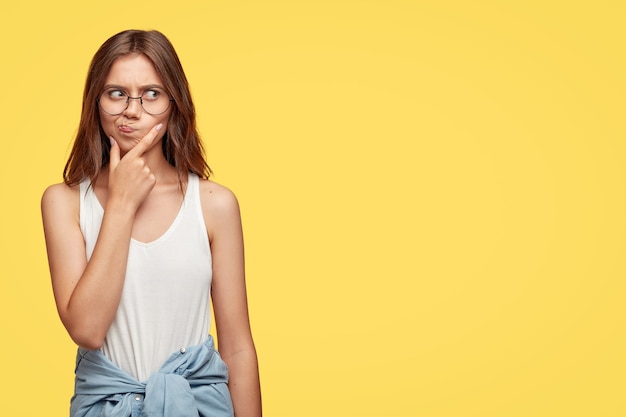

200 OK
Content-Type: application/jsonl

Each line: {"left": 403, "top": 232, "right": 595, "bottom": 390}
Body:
{"left": 98, "top": 87, "right": 174, "bottom": 116}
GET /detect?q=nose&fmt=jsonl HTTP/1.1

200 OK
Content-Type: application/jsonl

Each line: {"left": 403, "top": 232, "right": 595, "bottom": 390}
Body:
{"left": 123, "top": 96, "right": 143, "bottom": 117}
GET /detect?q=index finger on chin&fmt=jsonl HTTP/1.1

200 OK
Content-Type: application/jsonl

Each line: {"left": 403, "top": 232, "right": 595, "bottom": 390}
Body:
{"left": 128, "top": 123, "right": 164, "bottom": 157}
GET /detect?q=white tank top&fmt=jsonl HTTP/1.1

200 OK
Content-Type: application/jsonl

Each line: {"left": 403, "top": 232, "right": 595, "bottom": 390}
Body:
{"left": 79, "top": 173, "right": 212, "bottom": 381}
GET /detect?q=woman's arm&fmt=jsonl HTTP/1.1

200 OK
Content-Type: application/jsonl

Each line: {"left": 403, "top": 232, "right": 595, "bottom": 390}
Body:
{"left": 42, "top": 181, "right": 135, "bottom": 349}
{"left": 42, "top": 129, "right": 160, "bottom": 349}
{"left": 202, "top": 181, "right": 262, "bottom": 417}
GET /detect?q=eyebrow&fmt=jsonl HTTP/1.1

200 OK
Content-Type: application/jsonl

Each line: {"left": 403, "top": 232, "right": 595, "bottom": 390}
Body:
{"left": 102, "top": 84, "right": 166, "bottom": 91}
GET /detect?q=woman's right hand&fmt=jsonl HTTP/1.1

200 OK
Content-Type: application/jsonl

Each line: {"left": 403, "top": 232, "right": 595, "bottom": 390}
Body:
{"left": 42, "top": 123, "right": 166, "bottom": 350}
{"left": 107, "top": 123, "right": 163, "bottom": 212}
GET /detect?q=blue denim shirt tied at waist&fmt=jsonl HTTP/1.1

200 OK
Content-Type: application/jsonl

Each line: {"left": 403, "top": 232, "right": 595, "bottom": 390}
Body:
{"left": 70, "top": 336, "right": 234, "bottom": 417}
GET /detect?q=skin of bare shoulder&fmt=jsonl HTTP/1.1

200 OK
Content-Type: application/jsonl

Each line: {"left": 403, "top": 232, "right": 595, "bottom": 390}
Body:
{"left": 41, "top": 183, "right": 82, "bottom": 258}
{"left": 198, "top": 179, "right": 241, "bottom": 240}
{"left": 42, "top": 182, "right": 80, "bottom": 214}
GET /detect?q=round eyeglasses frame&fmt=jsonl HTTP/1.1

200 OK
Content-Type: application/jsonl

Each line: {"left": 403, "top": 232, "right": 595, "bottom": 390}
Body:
{"left": 98, "top": 91, "right": 175, "bottom": 116}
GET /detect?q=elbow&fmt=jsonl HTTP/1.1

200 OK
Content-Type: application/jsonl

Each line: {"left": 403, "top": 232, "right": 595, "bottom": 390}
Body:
{"left": 60, "top": 312, "right": 109, "bottom": 350}
{"left": 74, "top": 337, "right": 105, "bottom": 351}
{"left": 65, "top": 324, "right": 107, "bottom": 350}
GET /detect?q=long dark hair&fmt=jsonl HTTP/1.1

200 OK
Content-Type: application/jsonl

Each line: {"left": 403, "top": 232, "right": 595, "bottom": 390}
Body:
{"left": 63, "top": 29, "right": 211, "bottom": 187}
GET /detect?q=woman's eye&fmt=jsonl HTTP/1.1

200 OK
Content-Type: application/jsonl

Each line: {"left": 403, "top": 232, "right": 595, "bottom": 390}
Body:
{"left": 108, "top": 90, "right": 126, "bottom": 99}
{"left": 143, "top": 90, "right": 160, "bottom": 100}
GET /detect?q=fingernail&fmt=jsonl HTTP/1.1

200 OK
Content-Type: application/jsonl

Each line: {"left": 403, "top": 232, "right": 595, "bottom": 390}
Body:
{"left": 156, "top": 123, "right": 163, "bottom": 131}
{"left": 109, "top": 136, "right": 114, "bottom": 145}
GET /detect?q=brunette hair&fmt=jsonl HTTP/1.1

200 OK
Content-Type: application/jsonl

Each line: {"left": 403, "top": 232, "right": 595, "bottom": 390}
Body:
{"left": 63, "top": 29, "right": 211, "bottom": 187}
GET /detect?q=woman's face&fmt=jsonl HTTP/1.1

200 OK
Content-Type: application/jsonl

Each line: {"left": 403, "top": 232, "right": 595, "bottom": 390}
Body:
{"left": 99, "top": 54, "right": 172, "bottom": 155}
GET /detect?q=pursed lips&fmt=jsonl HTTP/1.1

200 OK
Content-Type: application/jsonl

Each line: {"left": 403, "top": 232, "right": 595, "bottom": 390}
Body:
{"left": 118, "top": 125, "right": 135, "bottom": 134}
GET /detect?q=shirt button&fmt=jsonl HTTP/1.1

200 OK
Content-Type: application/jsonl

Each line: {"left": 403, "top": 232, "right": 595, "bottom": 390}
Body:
{"left": 135, "top": 394, "right": 141, "bottom": 401}
{"left": 179, "top": 347, "right": 186, "bottom": 354}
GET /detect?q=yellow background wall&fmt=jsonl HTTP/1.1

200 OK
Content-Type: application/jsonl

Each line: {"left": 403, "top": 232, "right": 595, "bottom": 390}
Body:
{"left": 1, "top": 1, "right": 624, "bottom": 416}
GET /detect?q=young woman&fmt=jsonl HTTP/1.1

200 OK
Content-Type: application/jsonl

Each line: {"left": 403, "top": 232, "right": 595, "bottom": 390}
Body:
{"left": 42, "top": 30, "right": 261, "bottom": 417}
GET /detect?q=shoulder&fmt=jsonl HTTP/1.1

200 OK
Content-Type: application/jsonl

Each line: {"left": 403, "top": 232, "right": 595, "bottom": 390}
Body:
{"left": 41, "top": 182, "right": 81, "bottom": 229}
{"left": 198, "top": 179, "right": 240, "bottom": 215}
{"left": 41, "top": 182, "right": 80, "bottom": 210}
{"left": 198, "top": 179, "right": 242, "bottom": 239}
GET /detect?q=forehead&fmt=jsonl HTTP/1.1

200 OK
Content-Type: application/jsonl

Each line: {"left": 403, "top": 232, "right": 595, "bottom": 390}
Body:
{"left": 104, "top": 54, "right": 164, "bottom": 87}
